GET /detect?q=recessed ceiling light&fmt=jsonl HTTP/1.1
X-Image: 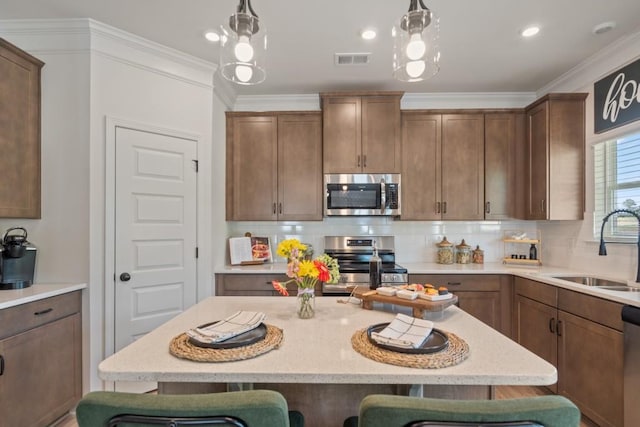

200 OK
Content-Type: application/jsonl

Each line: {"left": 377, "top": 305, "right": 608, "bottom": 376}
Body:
{"left": 204, "top": 31, "right": 220, "bottom": 42}
{"left": 593, "top": 21, "right": 616, "bottom": 35}
{"left": 521, "top": 26, "right": 540, "bottom": 38}
{"left": 361, "top": 29, "right": 377, "bottom": 40}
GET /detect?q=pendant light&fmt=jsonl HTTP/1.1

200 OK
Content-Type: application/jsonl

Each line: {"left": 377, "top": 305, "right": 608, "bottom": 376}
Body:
{"left": 219, "top": 0, "right": 267, "bottom": 85}
{"left": 392, "top": 0, "right": 440, "bottom": 82}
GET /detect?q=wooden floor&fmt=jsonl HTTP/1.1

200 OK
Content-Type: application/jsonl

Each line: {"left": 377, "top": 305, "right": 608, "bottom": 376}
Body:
{"left": 52, "top": 385, "right": 596, "bottom": 427}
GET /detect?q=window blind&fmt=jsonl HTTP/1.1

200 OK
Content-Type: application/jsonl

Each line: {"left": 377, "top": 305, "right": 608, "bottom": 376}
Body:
{"left": 593, "top": 132, "right": 640, "bottom": 241}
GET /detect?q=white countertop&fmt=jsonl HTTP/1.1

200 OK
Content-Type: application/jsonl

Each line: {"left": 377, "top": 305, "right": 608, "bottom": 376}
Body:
{"left": 0, "top": 283, "right": 86, "bottom": 309}
{"left": 216, "top": 262, "right": 640, "bottom": 307}
{"left": 99, "top": 296, "right": 557, "bottom": 386}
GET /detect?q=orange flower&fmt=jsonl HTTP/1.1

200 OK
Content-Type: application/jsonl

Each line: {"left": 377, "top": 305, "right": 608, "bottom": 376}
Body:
{"left": 314, "top": 260, "right": 330, "bottom": 282}
{"left": 272, "top": 280, "right": 289, "bottom": 296}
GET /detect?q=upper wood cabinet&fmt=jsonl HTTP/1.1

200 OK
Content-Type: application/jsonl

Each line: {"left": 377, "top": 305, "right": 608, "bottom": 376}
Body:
{"left": 484, "top": 112, "right": 525, "bottom": 219}
{"left": 525, "top": 93, "right": 587, "bottom": 220}
{"left": 0, "top": 38, "right": 44, "bottom": 218}
{"left": 321, "top": 92, "right": 402, "bottom": 173}
{"left": 226, "top": 112, "right": 323, "bottom": 221}
{"left": 401, "top": 112, "right": 485, "bottom": 220}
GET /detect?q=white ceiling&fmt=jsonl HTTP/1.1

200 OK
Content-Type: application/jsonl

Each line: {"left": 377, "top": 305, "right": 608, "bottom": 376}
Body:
{"left": 3, "top": 0, "right": 640, "bottom": 96}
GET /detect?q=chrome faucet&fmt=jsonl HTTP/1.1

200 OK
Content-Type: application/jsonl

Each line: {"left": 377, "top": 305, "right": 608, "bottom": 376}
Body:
{"left": 598, "top": 209, "right": 640, "bottom": 283}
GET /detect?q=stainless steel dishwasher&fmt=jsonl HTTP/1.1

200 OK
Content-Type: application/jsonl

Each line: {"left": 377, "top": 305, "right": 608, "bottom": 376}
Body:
{"left": 623, "top": 305, "right": 640, "bottom": 426}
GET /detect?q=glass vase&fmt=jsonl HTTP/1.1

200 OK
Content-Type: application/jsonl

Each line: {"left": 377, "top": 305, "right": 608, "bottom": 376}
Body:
{"left": 297, "top": 287, "right": 315, "bottom": 319}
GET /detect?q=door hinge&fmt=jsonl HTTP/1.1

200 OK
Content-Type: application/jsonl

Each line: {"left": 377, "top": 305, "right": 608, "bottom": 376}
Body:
{"left": 195, "top": 247, "right": 199, "bottom": 258}
{"left": 192, "top": 159, "right": 199, "bottom": 172}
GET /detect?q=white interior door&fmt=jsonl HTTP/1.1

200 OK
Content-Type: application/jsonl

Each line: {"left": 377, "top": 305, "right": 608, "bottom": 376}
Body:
{"left": 113, "top": 126, "right": 198, "bottom": 387}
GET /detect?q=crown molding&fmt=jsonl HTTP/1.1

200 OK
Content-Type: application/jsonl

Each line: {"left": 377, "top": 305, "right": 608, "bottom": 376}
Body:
{"left": 213, "top": 73, "right": 237, "bottom": 109}
{"left": 401, "top": 92, "right": 537, "bottom": 109}
{"left": 538, "top": 30, "right": 640, "bottom": 95}
{"left": 233, "top": 94, "right": 321, "bottom": 111}
{"left": 0, "top": 18, "right": 216, "bottom": 88}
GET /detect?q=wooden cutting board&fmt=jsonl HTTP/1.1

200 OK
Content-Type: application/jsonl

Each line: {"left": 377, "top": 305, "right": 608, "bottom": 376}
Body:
{"left": 353, "top": 288, "right": 458, "bottom": 318}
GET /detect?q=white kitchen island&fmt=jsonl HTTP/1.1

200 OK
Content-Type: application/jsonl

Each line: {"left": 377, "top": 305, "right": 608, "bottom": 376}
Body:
{"left": 99, "top": 296, "right": 556, "bottom": 427}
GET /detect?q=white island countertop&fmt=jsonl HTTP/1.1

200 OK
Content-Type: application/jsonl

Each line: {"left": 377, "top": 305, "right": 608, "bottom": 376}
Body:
{"left": 99, "top": 296, "right": 557, "bottom": 386}
{"left": 0, "top": 283, "right": 86, "bottom": 309}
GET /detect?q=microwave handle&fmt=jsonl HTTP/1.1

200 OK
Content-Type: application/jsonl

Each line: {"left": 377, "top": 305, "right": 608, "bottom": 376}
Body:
{"left": 380, "top": 180, "right": 386, "bottom": 210}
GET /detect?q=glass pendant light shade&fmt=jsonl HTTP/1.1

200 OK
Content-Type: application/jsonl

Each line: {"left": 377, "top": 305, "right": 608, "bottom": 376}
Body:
{"left": 392, "top": 4, "right": 440, "bottom": 82}
{"left": 219, "top": 0, "right": 267, "bottom": 85}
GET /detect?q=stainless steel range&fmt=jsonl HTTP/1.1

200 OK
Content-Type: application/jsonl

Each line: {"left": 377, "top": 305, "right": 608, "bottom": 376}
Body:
{"left": 322, "top": 236, "right": 408, "bottom": 295}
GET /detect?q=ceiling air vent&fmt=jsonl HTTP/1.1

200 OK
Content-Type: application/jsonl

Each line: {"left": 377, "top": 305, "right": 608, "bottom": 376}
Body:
{"left": 335, "top": 53, "right": 371, "bottom": 66}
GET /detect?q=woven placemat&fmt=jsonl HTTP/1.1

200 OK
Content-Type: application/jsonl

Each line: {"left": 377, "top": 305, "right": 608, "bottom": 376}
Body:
{"left": 169, "top": 324, "right": 283, "bottom": 363}
{"left": 351, "top": 328, "right": 469, "bottom": 369}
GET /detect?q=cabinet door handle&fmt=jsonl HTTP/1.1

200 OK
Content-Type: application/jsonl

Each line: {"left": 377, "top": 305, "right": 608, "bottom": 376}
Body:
{"left": 363, "top": 155, "right": 367, "bottom": 168}
{"left": 556, "top": 320, "right": 563, "bottom": 336}
{"left": 436, "top": 202, "right": 441, "bottom": 214}
{"left": 278, "top": 203, "right": 282, "bottom": 214}
{"left": 0, "top": 355, "right": 4, "bottom": 376}
{"left": 447, "top": 282, "right": 462, "bottom": 286}
{"left": 273, "top": 203, "right": 276, "bottom": 215}
{"left": 541, "top": 199, "right": 546, "bottom": 213}
{"left": 549, "top": 317, "right": 556, "bottom": 334}
{"left": 443, "top": 202, "right": 447, "bottom": 214}
{"left": 357, "top": 155, "right": 361, "bottom": 167}
{"left": 34, "top": 308, "right": 53, "bottom": 316}
{"left": 486, "top": 201, "right": 491, "bottom": 214}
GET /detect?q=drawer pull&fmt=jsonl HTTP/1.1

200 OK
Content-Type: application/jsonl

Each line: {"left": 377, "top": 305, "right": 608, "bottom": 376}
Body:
{"left": 447, "top": 282, "right": 462, "bottom": 286}
{"left": 34, "top": 308, "right": 53, "bottom": 316}
{"left": 0, "top": 355, "right": 4, "bottom": 376}
{"left": 556, "top": 320, "right": 563, "bottom": 336}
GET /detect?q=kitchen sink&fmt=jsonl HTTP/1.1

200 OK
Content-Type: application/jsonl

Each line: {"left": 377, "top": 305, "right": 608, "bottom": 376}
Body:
{"left": 596, "top": 286, "right": 640, "bottom": 292}
{"left": 551, "top": 276, "right": 628, "bottom": 287}
{"left": 551, "top": 275, "right": 640, "bottom": 291}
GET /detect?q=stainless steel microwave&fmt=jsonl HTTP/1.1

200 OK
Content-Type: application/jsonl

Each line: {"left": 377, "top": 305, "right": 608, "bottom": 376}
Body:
{"left": 324, "top": 174, "right": 401, "bottom": 216}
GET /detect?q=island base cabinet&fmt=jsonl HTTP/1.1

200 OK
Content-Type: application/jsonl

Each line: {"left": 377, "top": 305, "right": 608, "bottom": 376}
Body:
{"left": 0, "top": 313, "right": 82, "bottom": 427}
{"left": 558, "top": 310, "right": 623, "bottom": 427}
{"left": 159, "top": 382, "right": 492, "bottom": 427}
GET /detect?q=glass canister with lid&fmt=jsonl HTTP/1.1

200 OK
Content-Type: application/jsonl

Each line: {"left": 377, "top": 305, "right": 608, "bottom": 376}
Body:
{"left": 472, "top": 245, "right": 484, "bottom": 264}
{"left": 436, "top": 236, "right": 454, "bottom": 264}
{"left": 456, "top": 239, "right": 472, "bottom": 264}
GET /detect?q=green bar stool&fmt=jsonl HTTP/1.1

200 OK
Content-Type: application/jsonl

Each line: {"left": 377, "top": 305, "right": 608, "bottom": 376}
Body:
{"left": 344, "top": 395, "right": 580, "bottom": 427}
{"left": 76, "top": 389, "right": 304, "bottom": 427}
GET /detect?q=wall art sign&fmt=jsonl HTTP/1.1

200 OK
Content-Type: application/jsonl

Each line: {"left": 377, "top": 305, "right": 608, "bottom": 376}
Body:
{"left": 594, "top": 56, "right": 640, "bottom": 134}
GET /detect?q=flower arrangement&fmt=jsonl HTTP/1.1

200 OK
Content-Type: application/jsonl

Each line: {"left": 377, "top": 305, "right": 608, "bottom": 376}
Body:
{"left": 271, "top": 239, "right": 339, "bottom": 318}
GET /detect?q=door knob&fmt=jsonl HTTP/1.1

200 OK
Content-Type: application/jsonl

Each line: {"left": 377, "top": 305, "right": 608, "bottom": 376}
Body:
{"left": 120, "top": 272, "right": 131, "bottom": 282}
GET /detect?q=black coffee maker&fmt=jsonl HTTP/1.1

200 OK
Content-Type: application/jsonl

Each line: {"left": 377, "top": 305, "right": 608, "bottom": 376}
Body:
{"left": 0, "top": 227, "right": 37, "bottom": 290}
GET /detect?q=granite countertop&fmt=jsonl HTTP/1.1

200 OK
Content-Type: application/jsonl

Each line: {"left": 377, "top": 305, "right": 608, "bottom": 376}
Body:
{"left": 0, "top": 283, "right": 87, "bottom": 309}
{"left": 99, "top": 295, "right": 556, "bottom": 386}
{"left": 215, "top": 262, "right": 640, "bottom": 307}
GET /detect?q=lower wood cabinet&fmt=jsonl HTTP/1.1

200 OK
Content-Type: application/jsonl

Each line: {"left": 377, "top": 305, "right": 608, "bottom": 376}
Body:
{"left": 514, "top": 277, "right": 623, "bottom": 427}
{"left": 408, "top": 274, "right": 512, "bottom": 337}
{"left": 0, "top": 291, "right": 82, "bottom": 427}
{"left": 215, "top": 274, "right": 322, "bottom": 296}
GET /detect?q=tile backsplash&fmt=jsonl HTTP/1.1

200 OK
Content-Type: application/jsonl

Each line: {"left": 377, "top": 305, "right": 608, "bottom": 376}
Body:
{"left": 227, "top": 218, "right": 539, "bottom": 265}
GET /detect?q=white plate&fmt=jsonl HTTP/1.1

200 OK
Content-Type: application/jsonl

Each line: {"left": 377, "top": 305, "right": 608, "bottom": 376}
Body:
{"left": 418, "top": 292, "right": 453, "bottom": 301}
{"left": 396, "top": 289, "right": 418, "bottom": 300}
{"left": 376, "top": 287, "right": 397, "bottom": 296}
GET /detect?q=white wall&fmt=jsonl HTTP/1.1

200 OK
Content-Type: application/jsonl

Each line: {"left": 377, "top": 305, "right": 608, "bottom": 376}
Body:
{"left": 0, "top": 19, "right": 93, "bottom": 392}
{"left": 1, "top": 19, "right": 217, "bottom": 392}
{"left": 537, "top": 31, "right": 640, "bottom": 282}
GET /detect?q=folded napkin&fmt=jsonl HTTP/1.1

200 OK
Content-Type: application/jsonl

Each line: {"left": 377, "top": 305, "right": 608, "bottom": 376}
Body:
{"left": 186, "top": 311, "right": 266, "bottom": 344}
{"left": 371, "top": 313, "right": 434, "bottom": 349}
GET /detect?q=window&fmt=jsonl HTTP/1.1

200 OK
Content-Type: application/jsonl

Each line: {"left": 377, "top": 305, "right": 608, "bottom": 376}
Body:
{"left": 593, "top": 131, "right": 640, "bottom": 241}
